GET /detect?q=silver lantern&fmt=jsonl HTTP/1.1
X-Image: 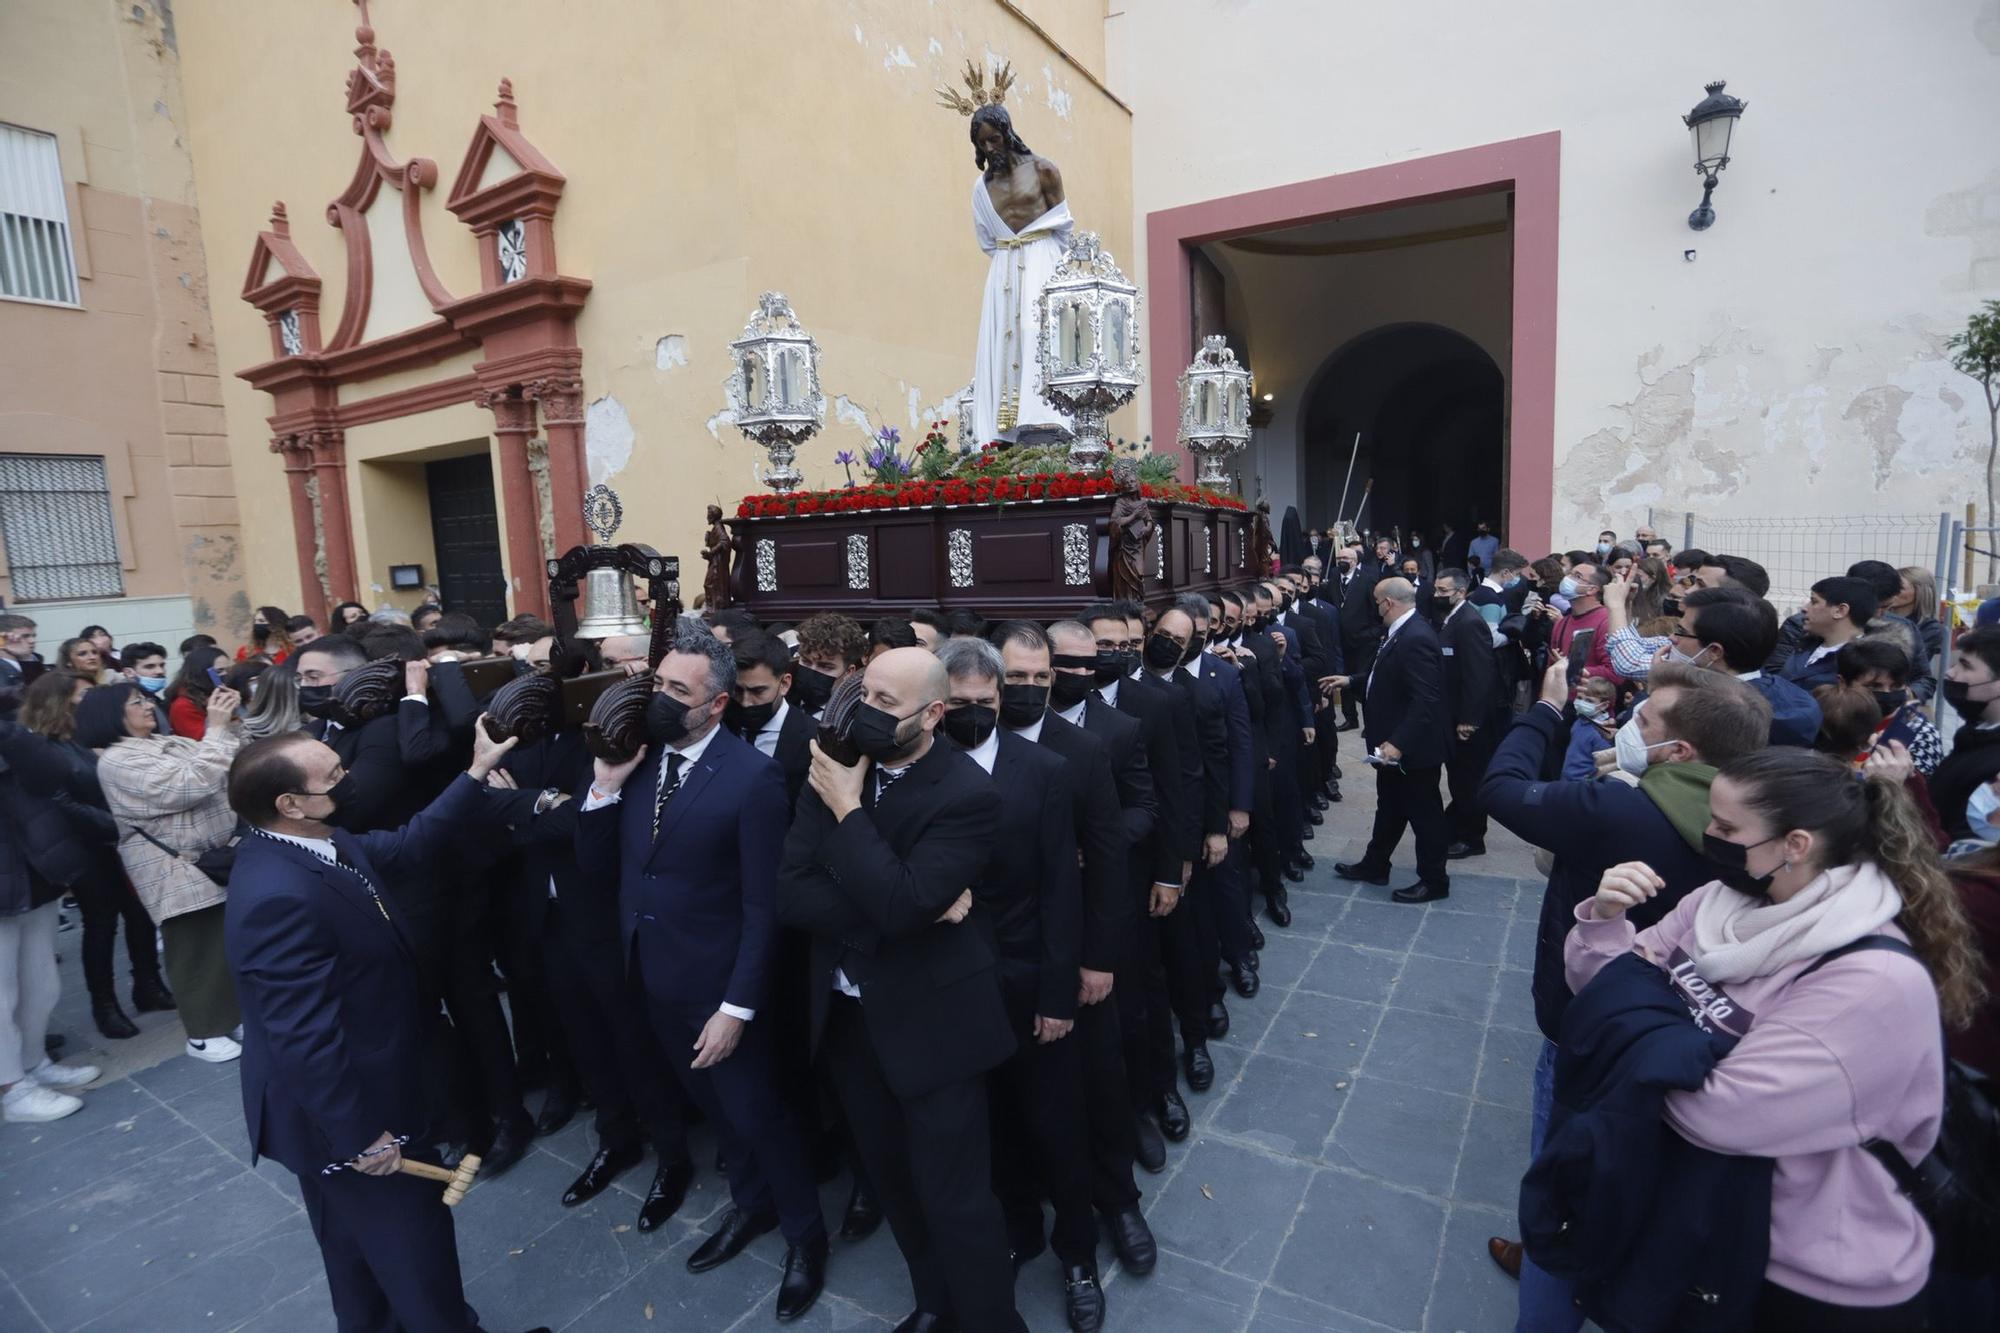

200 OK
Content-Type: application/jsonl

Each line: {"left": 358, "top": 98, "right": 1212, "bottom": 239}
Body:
{"left": 1035, "top": 232, "right": 1142, "bottom": 472}
{"left": 1177, "top": 335, "right": 1253, "bottom": 488}
{"left": 727, "top": 291, "right": 826, "bottom": 492}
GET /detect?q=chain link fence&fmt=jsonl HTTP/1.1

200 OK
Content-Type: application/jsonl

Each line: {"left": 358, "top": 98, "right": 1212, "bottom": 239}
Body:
{"left": 1649, "top": 509, "right": 1951, "bottom": 618}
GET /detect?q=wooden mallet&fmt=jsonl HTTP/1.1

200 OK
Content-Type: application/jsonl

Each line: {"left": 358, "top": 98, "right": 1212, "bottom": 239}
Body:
{"left": 396, "top": 1152, "right": 482, "bottom": 1206}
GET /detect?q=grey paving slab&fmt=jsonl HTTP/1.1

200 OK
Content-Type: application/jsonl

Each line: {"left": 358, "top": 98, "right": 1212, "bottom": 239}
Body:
{"left": 4, "top": 759, "right": 1552, "bottom": 1332}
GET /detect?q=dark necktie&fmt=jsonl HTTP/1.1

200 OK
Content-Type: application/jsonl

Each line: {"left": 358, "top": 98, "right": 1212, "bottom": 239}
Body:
{"left": 875, "top": 765, "right": 908, "bottom": 803}
{"left": 652, "top": 752, "right": 687, "bottom": 840}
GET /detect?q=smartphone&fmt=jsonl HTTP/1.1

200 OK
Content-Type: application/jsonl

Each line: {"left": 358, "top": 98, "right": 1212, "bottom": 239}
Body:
{"left": 1565, "top": 629, "right": 1596, "bottom": 687}
{"left": 206, "top": 666, "right": 225, "bottom": 689}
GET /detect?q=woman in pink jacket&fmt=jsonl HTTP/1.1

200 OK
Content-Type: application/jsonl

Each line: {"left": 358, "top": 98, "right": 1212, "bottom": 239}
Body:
{"left": 1566, "top": 747, "right": 1984, "bottom": 1330}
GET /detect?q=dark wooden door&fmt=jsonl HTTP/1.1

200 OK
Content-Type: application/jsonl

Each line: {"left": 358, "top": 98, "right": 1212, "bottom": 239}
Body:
{"left": 425, "top": 455, "right": 508, "bottom": 626}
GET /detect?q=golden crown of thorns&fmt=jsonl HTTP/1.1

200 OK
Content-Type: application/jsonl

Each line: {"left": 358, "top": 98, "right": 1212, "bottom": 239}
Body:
{"left": 935, "top": 59, "right": 1015, "bottom": 116}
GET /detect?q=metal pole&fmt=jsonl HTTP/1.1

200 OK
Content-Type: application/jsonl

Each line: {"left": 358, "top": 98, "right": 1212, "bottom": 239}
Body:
{"left": 1683, "top": 513, "right": 1695, "bottom": 553}
{"left": 1334, "top": 432, "right": 1361, "bottom": 525}
{"left": 1353, "top": 478, "right": 1372, "bottom": 531}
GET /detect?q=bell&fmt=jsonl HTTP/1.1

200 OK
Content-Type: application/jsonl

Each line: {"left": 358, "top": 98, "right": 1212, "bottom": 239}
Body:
{"left": 572, "top": 567, "right": 647, "bottom": 640}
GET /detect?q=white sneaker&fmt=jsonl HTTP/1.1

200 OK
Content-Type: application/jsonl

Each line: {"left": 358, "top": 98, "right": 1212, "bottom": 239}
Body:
{"left": 27, "top": 1058, "right": 99, "bottom": 1089}
{"left": 185, "top": 1035, "right": 241, "bottom": 1064}
{"left": 230, "top": 1024, "right": 243, "bottom": 1043}
{"left": 2, "top": 1081, "right": 83, "bottom": 1123}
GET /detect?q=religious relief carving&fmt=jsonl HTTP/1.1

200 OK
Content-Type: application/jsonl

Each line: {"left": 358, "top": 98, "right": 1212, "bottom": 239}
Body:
{"left": 525, "top": 437, "right": 558, "bottom": 563}
{"left": 754, "top": 539, "right": 778, "bottom": 593}
{"left": 525, "top": 377, "right": 584, "bottom": 426}
{"left": 302, "top": 473, "right": 334, "bottom": 608}
{"left": 1107, "top": 457, "right": 1153, "bottom": 601}
{"left": 1249, "top": 499, "right": 1275, "bottom": 576}
{"left": 845, "top": 533, "right": 870, "bottom": 592}
{"left": 702, "top": 504, "right": 738, "bottom": 610}
{"left": 947, "top": 528, "right": 975, "bottom": 588}
{"left": 1061, "top": 522, "right": 1091, "bottom": 586}
{"left": 478, "top": 387, "right": 537, "bottom": 435}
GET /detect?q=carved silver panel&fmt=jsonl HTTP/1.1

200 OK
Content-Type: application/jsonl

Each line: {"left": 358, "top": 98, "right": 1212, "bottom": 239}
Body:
{"left": 947, "top": 528, "right": 974, "bottom": 588}
{"left": 846, "top": 533, "right": 870, "bottom": 590}
{"left": 1238, "top": 528, "right": 1246, "bottom": 569}
{"left": 1061, "top": 523, "right": 1090, "bottom": 586}
{"left": 278, "top": 308, "right": 302, "bottom": 356}
{"left": 1154, "top": 527, "right": 1165, "bottom": 577}
{"left": 755, "top": 538, "right": 777, "bottom": 593}
{"left": 1203, "top": 525, "right": 1213, "bottom": 574}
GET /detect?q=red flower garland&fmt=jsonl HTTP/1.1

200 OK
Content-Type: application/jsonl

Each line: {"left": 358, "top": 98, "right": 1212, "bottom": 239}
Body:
{"left": 734, "top": 471, "right": 1245, "bottom": 520}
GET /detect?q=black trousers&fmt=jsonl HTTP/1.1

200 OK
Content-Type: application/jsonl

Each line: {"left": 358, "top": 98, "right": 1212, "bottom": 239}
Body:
{"left": 73, "top": 865, "right": 159, "bottom": 1002}
{"left": 493, "top": 880, "right": 572, "bottom": 1095}
{"left": 1073, "top": 992, "right": 1140, "bottom": 1212}
{"left": 1362, "top": 763, "right": 1450, "bottom": 887}
{"left": 1202, "top": 845, "right": 1254, "bottom": 1002}
{"left": 1145, "top": 882, "right": 1209, "bottom": 1088}
{"left": 1115, "top": 883, "right": 1160, "bottom": 1109}
{"left": 1444, "top": 725, "right": 1497, "bottom": 846}
{"left": 1340, "top": 642, "right": 1377, "bottom": 724}
{"left": 990, "top": 980, "right": 1096, "bottom": 1266}
{"left": 636, "top": 958, "right": 823, "bottom": 1246}
{"left": 1753, "top": 1281, "right": 1926, "bottom": 1332}
{"left": 542, "top": 899, "right": 687, "bottom": 1159}
{"left": 822, "top": 996, "right": 1025, "bottom": 1332}
{"left": 296, "top": 1160, "right": 481, "bottom": 1333}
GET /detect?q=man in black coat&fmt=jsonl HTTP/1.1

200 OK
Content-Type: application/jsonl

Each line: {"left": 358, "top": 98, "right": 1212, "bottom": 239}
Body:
{"left": 223, "top": 725, "right": 553, "bottom": 1333}
{"left": 777, "top": 647, "right": 1026, "bottom": 1333}
{"left": 1330, "top": 547, "right": 1381, "bottom": 730}
{"left": 936, "top": 637, "right": 1105, "bottom": 1331}
{"left": 1333, "top": 578, "right": 1453, "bottom": 903}
{"left": 727, "top": 629, "right": 815, "bottom": 814}
{"left": 1433, "top": 569, "right": 1503, "bottom": 859}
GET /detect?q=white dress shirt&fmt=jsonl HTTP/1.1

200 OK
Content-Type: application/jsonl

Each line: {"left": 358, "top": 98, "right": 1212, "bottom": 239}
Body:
{"left": 964, "top": 726, "right": 1000, "bottom": 775}
{"left": 751, "top": 698, "right": 790, "bottom": 759}
{"left": 1055, "top": 696, "right": 1087, "bottom": 727}
{"left": 1095, "top": 678, "right": 1121, "bottom": 710}
{"left": 255, "top": 828, "right": 340, "bottom": 865}
{"left": 1009, "top": 713, "right": 1045, "bottom": 744}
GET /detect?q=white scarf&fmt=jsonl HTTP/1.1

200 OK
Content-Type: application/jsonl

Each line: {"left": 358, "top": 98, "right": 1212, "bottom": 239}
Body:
{"left": 1684, "top": 860, "right": 1903, "bottom": 985}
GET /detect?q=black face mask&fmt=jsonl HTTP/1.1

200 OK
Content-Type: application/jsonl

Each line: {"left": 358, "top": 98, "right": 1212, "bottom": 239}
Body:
{"left": 1433, "top": 595, "right": 1454, "bottom": 609}
{"left": 1661, "top": 593, "right": 1683, "bottom": 617}
{"left": 292, "top": 773, "right": 357, "bottom": 820}
{"left": 1945, "top": 678, "right": 1995, "bottom": 723}
{"left": 1049, "top": 671, "right": 1094, "bottom": 709}
{"left": 789, "top": 666, "right": 836, "bottom": 713}
{"left": 252, "top": 624, "right": 271, "bottom": 644}
{"left": 1702, "top": 832, "right": 1783, "bottom": 899}
{"left": 1871, "top": 689, "right": 1908, "bottom": 717}
{"left": 1090, "top": 651, "right": 1127, "bottom": 686}
{"left": 941, "top": 702, "right": 997, "bottom": 749}
{"left": 726, "top": 697, "right": 779, "bottom": 736}
{"left": 645, "top": 691, "right": 700, "bottom": 747}
{"left": 297, "top": 683, "right": 335, "bottom": 717}
{"left": 846, "top": 702, "right": 921, "bottom": 762}
{"left": 1143, "top": 634, "right": 1186, "bottom": 672}
{"left": 998, "top": 683, "right": 1049, "bottom": 728}
{"left": 1336, "top": 563, "right": 1353, "bottom": 576}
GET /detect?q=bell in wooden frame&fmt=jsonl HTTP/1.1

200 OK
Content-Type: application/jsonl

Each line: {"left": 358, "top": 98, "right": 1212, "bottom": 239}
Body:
{"left": 726, "top": 291, "right": 826, "bottom": 492}
{"left": 571, "top": 566, "right": 647, "bottom": 640}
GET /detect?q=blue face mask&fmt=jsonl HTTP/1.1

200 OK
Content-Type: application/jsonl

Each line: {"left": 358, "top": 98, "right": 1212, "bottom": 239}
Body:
{"left": 1504, "top": 574, "right": 1523, "bottom": 589}
{"left": 1971, "top": 783, "right": 2000, "bottom": 843}
{"left": 136, "top": 675, "right": 167, "bottom": 694}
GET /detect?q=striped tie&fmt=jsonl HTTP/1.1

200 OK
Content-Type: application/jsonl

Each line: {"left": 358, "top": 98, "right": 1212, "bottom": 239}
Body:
{"left": 652, "top": 752, "right": 687, "bottom": 841}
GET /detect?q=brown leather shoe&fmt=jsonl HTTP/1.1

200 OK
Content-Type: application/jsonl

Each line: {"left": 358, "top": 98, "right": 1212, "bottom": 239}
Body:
{"left": 1487, "top": 1236, "right": 1523, "bottom": 1280}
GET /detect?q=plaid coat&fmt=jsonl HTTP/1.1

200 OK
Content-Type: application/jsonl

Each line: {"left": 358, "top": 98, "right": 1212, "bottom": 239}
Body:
{"left": 97, "top": 728, "right": 244, "bottom": 923}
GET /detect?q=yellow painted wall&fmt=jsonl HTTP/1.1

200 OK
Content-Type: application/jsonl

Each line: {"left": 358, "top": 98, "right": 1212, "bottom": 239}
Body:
{"left": 174, "top": 0, "right": 1132, "bottom": 616}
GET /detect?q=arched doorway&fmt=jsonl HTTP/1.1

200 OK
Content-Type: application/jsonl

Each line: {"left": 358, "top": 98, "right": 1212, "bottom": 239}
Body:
{"left": 1299, "top": 323, "right": 1503, "bottom": 547}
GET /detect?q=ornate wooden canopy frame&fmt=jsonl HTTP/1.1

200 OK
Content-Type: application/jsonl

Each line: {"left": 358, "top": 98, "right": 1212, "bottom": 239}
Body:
{"left": 237, "top": 4, "right": 591, "bottom": 621}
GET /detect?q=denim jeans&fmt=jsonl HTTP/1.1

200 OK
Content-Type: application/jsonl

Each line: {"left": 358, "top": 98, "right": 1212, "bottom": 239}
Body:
{"left": 1517, "top": 1039, "right": 1584, "bottom": 1333}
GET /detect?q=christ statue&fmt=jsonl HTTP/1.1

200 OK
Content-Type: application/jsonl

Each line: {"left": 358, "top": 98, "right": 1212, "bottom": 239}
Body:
{"left": 941, "top": 62, "right": 1074, "bottom": 446}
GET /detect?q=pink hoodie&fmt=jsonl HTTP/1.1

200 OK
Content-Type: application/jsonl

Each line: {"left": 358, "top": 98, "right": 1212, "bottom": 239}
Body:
{"left": 1566, "top": 879, "right": 1943, "bottom": 1308}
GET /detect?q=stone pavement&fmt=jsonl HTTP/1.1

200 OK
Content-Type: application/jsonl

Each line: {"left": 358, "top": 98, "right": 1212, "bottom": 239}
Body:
{"left": 1, "top": 766, "right": 1545, "bottom": 1332}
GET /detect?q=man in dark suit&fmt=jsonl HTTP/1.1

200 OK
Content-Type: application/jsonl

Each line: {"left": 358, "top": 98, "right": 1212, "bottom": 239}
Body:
{"left": 1434, "top": 568, "right": 1503, "bottom": 860}
{"left": 1332, "top": 547, "right": 1382, "bottom": 730}
{"left": 728, "top": 629, "right": 815, "bottom": 814}
{"left": 1172, "top": 595, "right": 1256, "bottom": 1023}
{"left": 1333, "top": 577, "right": 1453, "bottom": 903}
{"left": 222, "top": 725, "right": 552, "bottom": 1333}
{"left": 578, "top": 625, "right": 827, "bottom": 1320}
{"left": 777, "top": 647, "right": 1026, "bottom": 1333}
{"left": 936, "top": 637, "right": 1105, "bottom": 1331}
{"left": 1009, "top": 621, "right": 1159, "bottom": 1277}
{"left": 499, "top": 713, "right": 693, "bottom": 1231}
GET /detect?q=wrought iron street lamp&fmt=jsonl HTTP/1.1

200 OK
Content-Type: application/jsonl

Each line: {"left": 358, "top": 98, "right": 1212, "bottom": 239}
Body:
{"left": 1683, "top": 80, "right": 1747, "bottom": 232}
{"left": 727, "top": 291, "right": 826, "bottom": 492}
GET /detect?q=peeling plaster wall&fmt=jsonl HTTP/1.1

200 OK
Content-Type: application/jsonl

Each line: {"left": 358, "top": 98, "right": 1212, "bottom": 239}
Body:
{"left": 175, "top": 0, "right": 1133, "bottom": 581}
{"left": 1122, "top": 0, "right": 2000, "bottom": 548}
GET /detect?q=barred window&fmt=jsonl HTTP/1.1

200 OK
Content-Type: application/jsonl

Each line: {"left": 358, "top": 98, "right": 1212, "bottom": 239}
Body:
{"left": 0, "top": 455, "right": 123, "bottom": 601}
{"left": 0, "top": 124, "right": 80, "bottom": 307}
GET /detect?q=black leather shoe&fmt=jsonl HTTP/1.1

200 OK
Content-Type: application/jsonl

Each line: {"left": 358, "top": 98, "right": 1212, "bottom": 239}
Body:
{"left": 1247, "top": 919, "right": 1266, "bottom": 951}
{"left": 535, "top": 1084, "right": 578, "bottom": 1137}
{"left": 482, "top": 1114, "right": 534, "bottom": 1180}
{"left": 92, "top": 997, "right": 139, "bottom": 1040}
{"left": 1282, "top": 864, "right": 1305, "bottom": 883}
{"left": 840, "top": 1176, "right": 882, "bottom": 1240}
{"left": 131, "top": 973, "right": 176, "bottom": 1013}
{"left": 890, "top": 1315, "right": 955, "bottom": 1333}
{"left": 1104, "top": 1205, "right": 1157, "bottom": 1274}
{"left": 1158, "top": 1090, "right": 1192, "bottom": 1142}
{"left": 1231, "top": 962, "right": 1261, "bottom": 998}
{"left": 1301, "top": 823, "right": 1316, "bottom": 841}
{"left": 1183, "top": 1043, "right": 1214, "bottom": 1092}
{"left": 686, "top": 1206, "right": 777, "bottom": 1272}
{"left": 1133, "top": 1113, "right": 1166, "bottom": 1172}
{"left": 1306, "top": 809, "right": 1324, "bottom": 826}
{"left": 775, "top": 1231, "right": 828, "bottom": 1321}
{"left": 1334, "top": 861, "right": 1390, "bottom": 885}
{"left": 636, "top": 1157, "right": 693, "bottom": 1232}
{"left": 562, "top": 1142, "right": 643, "bottom": 1207}
{"left": 1243, "top": 948, "right": 1260, "bottom": 971}
{"left": 1064, "top": 1263, "right": 1107, "bottom": 1332}
{"left": 1446, "top": 841, "right": 1486, "bottom": 860}
{"left": 1265, "top": 893, "right": 1292, "bottom": 928}
{"left": 1335, "top": 720, "right": 1359, "bottom": 732}
{"left": 1391, "top": 881, "right": 1451, "bottom": 904}
{"left": 1292, "top": 852, "right": 1316, "bottom": 871}
{"left": 1205, "top": 1001, "right": 1229, "bottom": 1040}
{"left": 1327, "top": 784, "right": 1343, "bottom": 803}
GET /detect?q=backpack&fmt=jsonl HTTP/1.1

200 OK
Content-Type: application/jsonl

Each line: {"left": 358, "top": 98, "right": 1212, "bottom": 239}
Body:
{"left": 1801, "top": 934, "right": 2000, "bottom": 1276}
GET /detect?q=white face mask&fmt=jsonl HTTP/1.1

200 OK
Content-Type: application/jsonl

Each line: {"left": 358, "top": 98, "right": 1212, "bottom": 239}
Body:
{"left": 1614, "top": 713, "right": 1680, "bottom": 776}
{"left": 1574, "top": 699, "right": 1606, "bottom": 721}
{"left": 1971, "top": 783, "right": 2000, "bottom": 842}
{"left": 1666, "top": 644, "right": 1715, "bottom": 669}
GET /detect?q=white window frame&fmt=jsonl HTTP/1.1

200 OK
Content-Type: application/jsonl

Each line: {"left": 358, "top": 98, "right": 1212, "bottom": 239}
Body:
{"left": 0, "top": 123, "right": 82, "bottom": 309}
